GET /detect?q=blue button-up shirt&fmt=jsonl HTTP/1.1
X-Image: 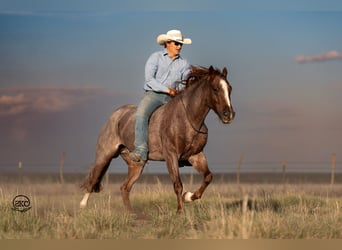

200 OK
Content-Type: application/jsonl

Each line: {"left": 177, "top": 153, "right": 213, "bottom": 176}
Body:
{"left": 144, "top": 49, "right": 191, "bottom": 93}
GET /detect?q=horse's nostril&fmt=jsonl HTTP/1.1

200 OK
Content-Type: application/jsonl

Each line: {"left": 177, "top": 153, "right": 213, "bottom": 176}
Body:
{"left": 223, "top": 110, "right": 230, "bottom": 117}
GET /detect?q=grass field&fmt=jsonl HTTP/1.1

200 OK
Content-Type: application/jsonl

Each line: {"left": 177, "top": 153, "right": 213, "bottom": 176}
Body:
{"left": 1, "top": 173, "right": 342, "bottom": 239}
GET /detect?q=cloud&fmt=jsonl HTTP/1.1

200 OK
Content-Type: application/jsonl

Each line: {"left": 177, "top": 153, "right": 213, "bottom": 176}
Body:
{"left": 30, "top": 90, "right": 77, "bottom": 113}
{"left": 294, "top": 50, "right": 342, "bottom": 63}
{"left": 0, "top": 93, "right": 27, "bottom": 105}
{"left": 0, "top": 86, "right": 111, "bottom": 117}
{"left": 0, "top": 93, "right": 29, "bottom": 116}
{"left": 0, "top": 104, "right": 28, "bottom": 116}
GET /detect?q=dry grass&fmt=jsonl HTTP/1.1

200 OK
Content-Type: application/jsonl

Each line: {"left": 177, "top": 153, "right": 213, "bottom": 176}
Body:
{"left": 1, "top": 174, "right": 342, "bottom": 239}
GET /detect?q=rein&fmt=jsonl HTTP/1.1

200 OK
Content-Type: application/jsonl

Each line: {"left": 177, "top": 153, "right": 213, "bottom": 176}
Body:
{"left": 179, "top": 93, "right": 208, "bottom": 134}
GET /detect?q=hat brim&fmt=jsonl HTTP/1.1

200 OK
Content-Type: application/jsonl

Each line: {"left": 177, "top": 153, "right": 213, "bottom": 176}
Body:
{"left": 157, "top": 34, "right": 192, "bottom": 45}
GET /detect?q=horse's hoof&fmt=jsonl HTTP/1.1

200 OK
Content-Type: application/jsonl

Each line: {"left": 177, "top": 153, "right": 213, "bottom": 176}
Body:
{"left": 182, "top": 191, "right": 194, "bottom": 203}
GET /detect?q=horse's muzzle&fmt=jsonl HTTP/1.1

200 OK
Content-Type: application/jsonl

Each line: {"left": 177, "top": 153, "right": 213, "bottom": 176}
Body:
{"left": 222, "top": 109, "right": 235, "bottom": 124}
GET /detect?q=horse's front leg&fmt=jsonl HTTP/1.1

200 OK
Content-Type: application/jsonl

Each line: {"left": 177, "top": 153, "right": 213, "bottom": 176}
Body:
{"left": 165, "top": 153, "right": 184, "bottom": 213}
{"left": 184, "top": 152, "right": 212, "bottom": 202}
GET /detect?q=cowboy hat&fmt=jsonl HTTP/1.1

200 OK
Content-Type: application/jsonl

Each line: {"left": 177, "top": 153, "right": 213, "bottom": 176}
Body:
{"left": 156, "top": 29, "right": 192, "bottom": 45}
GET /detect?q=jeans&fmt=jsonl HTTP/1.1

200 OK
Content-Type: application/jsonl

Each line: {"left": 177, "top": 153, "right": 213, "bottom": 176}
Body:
{"left": 134, "top": 91, "right": 172, "bottom": 160}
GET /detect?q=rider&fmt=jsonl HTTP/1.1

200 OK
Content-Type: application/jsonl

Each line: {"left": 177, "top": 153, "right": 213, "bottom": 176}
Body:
{"left": 127, "top": 29, "right": 192, "bottom": 166}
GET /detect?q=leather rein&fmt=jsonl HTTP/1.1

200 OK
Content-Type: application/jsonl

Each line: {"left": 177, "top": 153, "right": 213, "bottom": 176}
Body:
{"left": 176, "top": 80, "right": 208, "bottom": 135}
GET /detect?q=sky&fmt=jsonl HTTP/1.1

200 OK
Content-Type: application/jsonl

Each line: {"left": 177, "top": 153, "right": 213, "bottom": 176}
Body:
{"left": 1, "top": 0, "right": 342, "bottom": 173}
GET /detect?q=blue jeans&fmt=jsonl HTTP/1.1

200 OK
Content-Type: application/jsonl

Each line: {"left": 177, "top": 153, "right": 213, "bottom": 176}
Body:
{"left": 134, "top": 91, "right": 172, "bottom": 160}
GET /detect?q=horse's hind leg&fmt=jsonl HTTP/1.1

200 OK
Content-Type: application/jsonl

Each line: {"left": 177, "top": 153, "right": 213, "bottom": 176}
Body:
{"left": 184, "top": 152, "right": 213, "bottom": 202}
{"left": 120, "top": 149, "right": 145, "bottom": 212}
{"left": 80, "top": 153, "right": 113, "bottom": 208}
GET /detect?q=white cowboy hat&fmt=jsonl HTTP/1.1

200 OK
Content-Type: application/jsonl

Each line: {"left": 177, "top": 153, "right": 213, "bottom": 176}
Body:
{"left": 156, "top": 29, "right": 192, "bottom": 45}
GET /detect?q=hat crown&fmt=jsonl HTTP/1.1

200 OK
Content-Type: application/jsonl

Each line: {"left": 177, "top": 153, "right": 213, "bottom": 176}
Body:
{"left": 166, "top": 30, "right": 183, "bottom": 41}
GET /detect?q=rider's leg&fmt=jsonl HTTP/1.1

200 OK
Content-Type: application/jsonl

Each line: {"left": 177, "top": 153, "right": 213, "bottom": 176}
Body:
{"left": 132, "top": 91, "right": 171, "bottom": 161}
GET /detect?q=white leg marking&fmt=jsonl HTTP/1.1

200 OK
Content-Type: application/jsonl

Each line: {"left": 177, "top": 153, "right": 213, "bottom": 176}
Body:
{"left": 219, "top": 79, "right": 231, "bottom": 108}
{"left": 183, "top": 191, "right": 194, "bottom": 203}
{"left": 80, "top": 192, "right": 90, "bottom": 208}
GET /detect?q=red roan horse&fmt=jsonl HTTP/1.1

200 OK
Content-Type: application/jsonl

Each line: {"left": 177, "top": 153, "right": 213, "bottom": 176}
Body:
{"left": 80, "top": 66, "right": 235, "bottom": 213}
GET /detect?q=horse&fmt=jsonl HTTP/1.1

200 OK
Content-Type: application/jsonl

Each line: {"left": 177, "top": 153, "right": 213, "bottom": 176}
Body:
{"left": 80, "top": 65, "right": 235, "bottom": 213}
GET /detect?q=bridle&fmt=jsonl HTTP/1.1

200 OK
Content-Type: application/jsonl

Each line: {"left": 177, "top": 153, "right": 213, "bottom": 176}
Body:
{"left": 179, "top": 95, "right": 208, "bottom": 134}
{"left": 177, "top": 80, "right": 208, "bottom": 135}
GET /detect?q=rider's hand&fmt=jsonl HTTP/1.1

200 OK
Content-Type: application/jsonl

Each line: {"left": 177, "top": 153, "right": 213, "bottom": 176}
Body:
{"left": 168, "top": 88, "right": 179, "bottom": 97}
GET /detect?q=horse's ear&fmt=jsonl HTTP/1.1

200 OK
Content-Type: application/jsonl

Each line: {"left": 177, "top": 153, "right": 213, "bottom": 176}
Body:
{"left": 222, "top": 67, "right": 228, "bottom": 78}
{"left": 209, "top": 65, "right": 214, "bottom": 74}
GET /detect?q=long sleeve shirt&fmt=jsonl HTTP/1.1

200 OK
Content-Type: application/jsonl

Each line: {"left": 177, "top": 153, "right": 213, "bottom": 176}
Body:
{"left": 143, "top": 49, "right": 191, "bottom": 93}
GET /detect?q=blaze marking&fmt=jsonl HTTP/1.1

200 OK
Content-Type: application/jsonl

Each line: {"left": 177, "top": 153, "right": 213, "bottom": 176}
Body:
{"left": 219, "top": 79, "right": 231, "bottom": 108}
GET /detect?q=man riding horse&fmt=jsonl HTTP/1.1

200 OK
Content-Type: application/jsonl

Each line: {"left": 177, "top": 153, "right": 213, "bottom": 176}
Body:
{"left": 127, "top": 29, "right": 192, "bottom": 166}
{"left": 80, "top": 29, "right": 235, "bottom": 213}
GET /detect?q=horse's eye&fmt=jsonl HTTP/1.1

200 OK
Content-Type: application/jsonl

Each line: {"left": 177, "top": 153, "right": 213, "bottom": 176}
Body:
{"left": 212, "top": 87, "right": 219, "bottom": 93}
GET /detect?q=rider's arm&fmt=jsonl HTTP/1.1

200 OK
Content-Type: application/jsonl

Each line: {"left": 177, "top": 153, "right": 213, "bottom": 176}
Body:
{"left": 144, "top": 52, "right": 169, "bottom": 93}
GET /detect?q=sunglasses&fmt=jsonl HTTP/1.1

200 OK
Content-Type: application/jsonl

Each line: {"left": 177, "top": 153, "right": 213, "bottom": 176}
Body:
{"left": 172, "top": 41, "right": 183, "bottom": 47}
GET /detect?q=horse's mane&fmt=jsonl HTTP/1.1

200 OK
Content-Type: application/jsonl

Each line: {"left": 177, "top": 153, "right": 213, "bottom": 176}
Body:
{"left": 184, "top": 65, "right": 223, "bottom": 89}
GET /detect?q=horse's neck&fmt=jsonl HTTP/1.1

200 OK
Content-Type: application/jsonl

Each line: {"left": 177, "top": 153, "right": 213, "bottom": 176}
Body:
{"left": 182, "top": 83, "right": 210, "bottom": 128}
